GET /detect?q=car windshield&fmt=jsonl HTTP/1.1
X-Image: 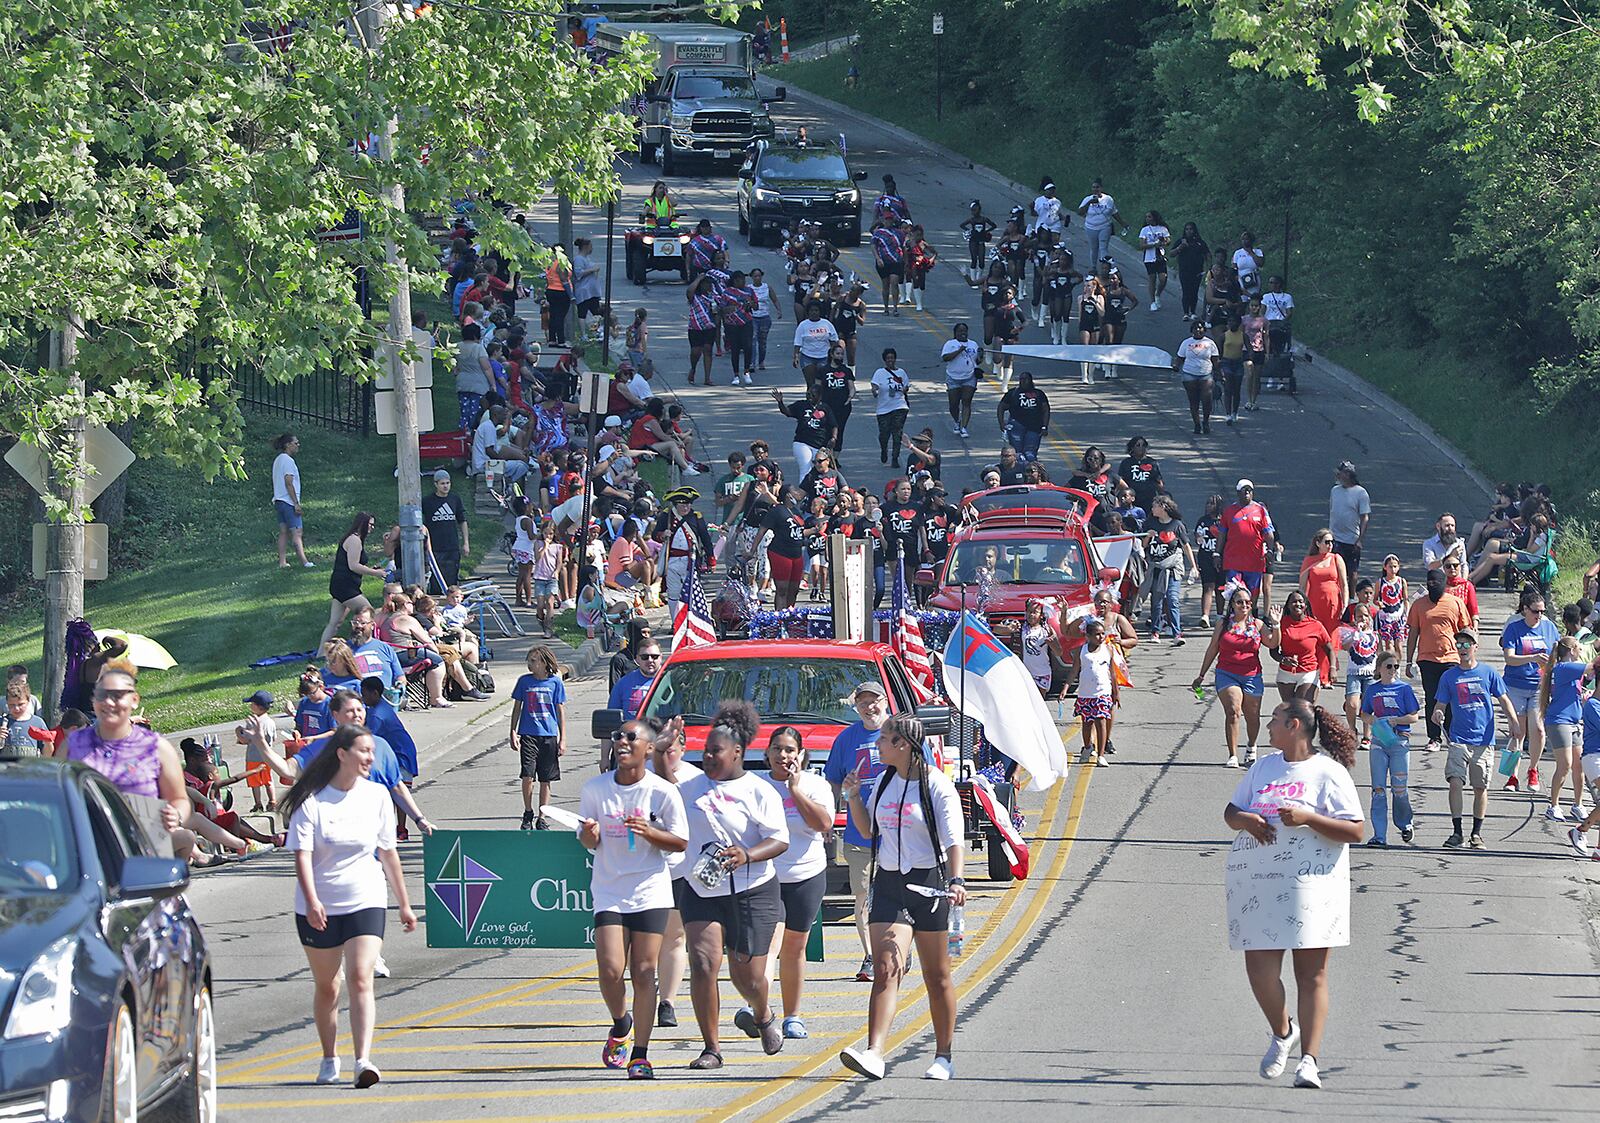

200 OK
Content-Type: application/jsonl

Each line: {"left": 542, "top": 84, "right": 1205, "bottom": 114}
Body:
{"left": 0, "top": 785, "right": 77, "bottom": 891}
{"left": 642, "top": 657, "right": 878, "bottom": 726}
{"left": 945, "top": 537, "right": 1089, "bottom": 586}
{"left": 676, "top": 75, "right": 756, "bottom": 99}
{"left": 759, "top": 153, "right": 850, "bottom": 183}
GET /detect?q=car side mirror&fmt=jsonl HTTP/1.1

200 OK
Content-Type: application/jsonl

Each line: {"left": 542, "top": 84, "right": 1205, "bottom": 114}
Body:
{"left": 852, "top": 170, "right": 867, "bottom": 182}
{"left": 591, "top": 707, "right": 624, "bottom": 740}
{"left": 1098, "top": 566, "right": 1122, "bottom": 584}
{"left": 119, "top": 856, "right": 189, "bottom": 901}
{"left": 915, "top": 704, "right": 951, "bottom": 738}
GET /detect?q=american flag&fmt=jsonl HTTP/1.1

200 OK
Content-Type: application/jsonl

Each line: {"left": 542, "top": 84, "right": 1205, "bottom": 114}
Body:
{"left": 892, "top": 557, "right": 935, "bottom": 699}
{"left": 673, "top": 566, "right": 717, "bottom": 649}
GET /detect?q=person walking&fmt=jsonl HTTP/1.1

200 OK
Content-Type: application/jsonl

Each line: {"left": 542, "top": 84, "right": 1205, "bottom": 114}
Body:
{"left": 753, "top": 726, "right": 836, "bottom": 1040}
{"left": 719, "top": 269, "right": 759, "bottom": 385}
{"left": 870, "top": 219, "right": 907, "bottom": 316}
{"left": 1536, "top": 638, "right": 1586, "bottom": 822}
{"left": 1224, "top": 699, "right": 1363, "bottom": 1089}
{"left": 791, "top": 301, "right": 840, "bottom": 389}
{"left": 1499, "top": 585, "right": 1561, "bottom": 793}
{"left": 749, "top": 268, "right": 780, "bottom": 371}
{"left": 996, "top": 371, "right": 1050, "bottom": 463}
{"left": 1068, "top": 618, "right": 1120, "bottom": 767}
{"left": 544, "top": 244, "right": 574, "bottom": 345}
{"left": 578, "top": 717, "right": 688, "bottom": 1079}
{"left": 1194, "top": 586, "right": 1280, "bottom": 766}
{"left": 771, "top": 385, "right": 836, "bottom": 480}
{"left": 678, "top": 701, "right": 790, "bottom": 1069}
{"left": 1076, "top": 178, "right": 1125, "bottom": 269}
{"left": 1274, "top": 591, "right": 1332, "bottom": 703}
{"left": 870, "top": 348, "right": 912, "bottom": 468}
{"left": 1405, "top": 568, "right": 1474, "bottom": 750}
{"left": 319, "top": 512, "right": 386, "bottom": 652}
{"left": 421, "top": 470, "right": 469, "bottom": 588}
{"left": 1328, "top": 462, "right": 1371, "bottom": 591}
{"left": 1218, "top": 480, "right": 1276, "bottom": 606}
{"left": 824, "top": 683, "right": 893, "bottom": 982}
{"left": 1432, "top": 631, "right": 1519, "bottom": 848}
{"left": 509, "top": 646, "right": 567, "bottom": 830}
{"left": 1359, "top": 653, "right": 1421, "bottom": 845}
{"left": 1173, "top": 319, "right": 1220, "bottom": 434}
{"left": 272, "top": 433, "right": 313, "bottom": 568}
{"left": 939, "top": 322, "right": 980, "bottom": 437}
{"left": 1144, "top": 496, "right": 1197, "bottom": 643}
{"left": 685, "top": 275, "right": 720, "bottom": 385}
{"left": 839, "top": 714, "right": 965, "bottom": 1082}
{"left": 1173, "top": 222, "right": 1210, "bottom": 322}
{"left": 1138, "top": 211, "right": 1171, "bottom": 310}
{"left": 1299, "top": 530, "right": 1349, "bottom": 686}
{"left": 284, "top": 724, "right": 417, "bottom": 1088}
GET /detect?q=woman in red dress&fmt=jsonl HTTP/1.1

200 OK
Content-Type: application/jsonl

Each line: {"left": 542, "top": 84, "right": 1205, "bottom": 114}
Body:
{"left": 1298, "top": 530, "right": 1347, "bottom": 686}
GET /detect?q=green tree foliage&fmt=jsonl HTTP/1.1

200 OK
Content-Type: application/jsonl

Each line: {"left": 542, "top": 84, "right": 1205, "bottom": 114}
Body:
{"left": 0, "top": 0, "right": 655, "bottom": 499}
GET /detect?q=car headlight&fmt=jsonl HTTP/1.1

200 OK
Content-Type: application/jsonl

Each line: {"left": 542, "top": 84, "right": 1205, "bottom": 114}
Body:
{"left": 753, "top": 188, "right": 779, "bottom": 204}
{"left": 4, "top": 936, "right": 75, "bottom": 1039}
{"left": 835, "top": 189, "right": 860, "bottom": 204}
{"left": 670, "top": 115, "right": 693, "bottom": 131}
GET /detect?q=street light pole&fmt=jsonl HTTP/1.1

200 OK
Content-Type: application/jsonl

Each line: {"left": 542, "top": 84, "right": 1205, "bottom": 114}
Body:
{"left": 933, "top": 14, "right": 944, "bottom": 122}
{"left": 356, "top": 0, "right": 424, "bottom": 589}
{"left": 602, "top": 197, "right": 616, "bottom": 364}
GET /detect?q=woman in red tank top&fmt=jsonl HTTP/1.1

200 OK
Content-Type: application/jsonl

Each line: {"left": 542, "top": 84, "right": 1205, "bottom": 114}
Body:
{"left": 1192, "top": 585, "right": 1281, "bottom": 767}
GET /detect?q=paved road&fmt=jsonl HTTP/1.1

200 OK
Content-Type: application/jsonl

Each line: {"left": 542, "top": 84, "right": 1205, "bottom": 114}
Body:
{"left": 202, "top": 87, "right": 1599, "bottom": 1120}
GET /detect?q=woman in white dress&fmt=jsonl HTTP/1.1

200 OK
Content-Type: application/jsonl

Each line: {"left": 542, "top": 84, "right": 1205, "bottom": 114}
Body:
{"left": 1223, "top": 699, "right": 1363, "bottom": 1090}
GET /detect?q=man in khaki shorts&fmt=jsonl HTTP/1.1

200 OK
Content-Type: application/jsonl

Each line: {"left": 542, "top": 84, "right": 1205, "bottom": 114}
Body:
{"left": 1430, "top": 631, "right": 1519, "bottom": 850}
{"left": 823, "top": 682, "right": 891, "bottom": 982}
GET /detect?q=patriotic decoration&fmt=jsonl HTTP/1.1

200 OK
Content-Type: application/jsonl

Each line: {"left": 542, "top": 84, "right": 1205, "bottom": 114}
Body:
{"left": 969, "top": 773, "right": 1030, "bottom": 878}
{"left": 892, "top": 557, "right": 935, "bottom": 699}
{"left": 942, "top": 611, "right": 1068, "bottom": 791}
{"left": 672, "top": 566, "right": 717, "bottom": 649}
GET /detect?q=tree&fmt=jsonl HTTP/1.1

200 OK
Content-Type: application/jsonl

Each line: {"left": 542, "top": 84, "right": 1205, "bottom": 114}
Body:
{"left": 0, "top": 0, "right": 662, "bottom": 712}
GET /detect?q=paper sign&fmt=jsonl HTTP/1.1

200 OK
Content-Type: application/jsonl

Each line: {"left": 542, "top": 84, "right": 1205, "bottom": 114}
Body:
{"left": 1224, "top": 824, "right": 1350, "bottom": 950}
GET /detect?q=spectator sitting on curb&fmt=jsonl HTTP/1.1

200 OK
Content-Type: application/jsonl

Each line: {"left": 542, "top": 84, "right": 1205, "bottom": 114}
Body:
{"left": 180, "top": 739, "right": 283, "bottom": 850}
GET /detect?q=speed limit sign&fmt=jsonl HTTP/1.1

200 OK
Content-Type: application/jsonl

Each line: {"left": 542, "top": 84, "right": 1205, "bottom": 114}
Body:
{"left": 932, "top": 13, "right": 944, "bottom": 33}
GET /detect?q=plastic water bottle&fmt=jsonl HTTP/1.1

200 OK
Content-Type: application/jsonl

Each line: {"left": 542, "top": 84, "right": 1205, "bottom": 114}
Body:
{"left": 1193, "top": 684, "right": 1207, "bottom": 701}
{"left": 947, "top": 905, "right": 965, "bottom": 958}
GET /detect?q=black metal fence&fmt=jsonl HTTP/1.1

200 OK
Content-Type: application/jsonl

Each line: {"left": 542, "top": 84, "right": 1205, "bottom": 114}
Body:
{"left": 234, "top": 362, "right": 373, "bottom": 434}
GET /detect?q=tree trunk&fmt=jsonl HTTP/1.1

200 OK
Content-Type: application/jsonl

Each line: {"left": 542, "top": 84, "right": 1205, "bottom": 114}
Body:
{"left": 42, "top": 312, "right": 86, "bottom": 724}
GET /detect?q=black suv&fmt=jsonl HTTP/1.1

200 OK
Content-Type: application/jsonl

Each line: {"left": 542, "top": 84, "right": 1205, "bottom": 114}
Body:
{"left": 736, "top": 138, "right": 866, "bottom": 247}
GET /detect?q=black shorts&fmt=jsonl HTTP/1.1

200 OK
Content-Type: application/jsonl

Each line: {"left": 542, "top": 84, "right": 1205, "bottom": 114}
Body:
{"left": 688, "top": 327, "right": 717, "bottom": 347}
{"left": 678, "top": 877, "right": 783, "bottom": 959}
{"left": 595, "top": 907, "right": 671, "bottom": 935}
{"left": 1078, "top": 313, "right": 1100, "bottom": 333}
{"left": 518, "top": 734, "right": 561, "bottom": 781}
{"left": 577, "top": 297, "right": 602, "bottom": 317}
{"left": 1144, "top": 259, "right": 1168, "bottom": 276}
{"left": 833, "top": 320, "right": 858, "bottom": 339}
{"left": 868, "top": 866, "right": 951, "bottom": 932}
{"left": 297, "top": 906, "right": 386, "bottom": 949}
{"left": 779, "top": 870, "right": 827, "bottom": 933}
{"left": 875, "top": 261, "right": 902, "bottom": 279}
{"left": 1198, "top": 558, "right": 1222, "bottom": 588}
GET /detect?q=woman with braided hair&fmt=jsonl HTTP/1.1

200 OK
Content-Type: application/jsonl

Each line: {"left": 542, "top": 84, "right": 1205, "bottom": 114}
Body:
{"left": 1224, "top": 699, "right": 1363, "bottom": 1090}
{"left": 839, "top": 713, "right": 965, "bottom": 1083}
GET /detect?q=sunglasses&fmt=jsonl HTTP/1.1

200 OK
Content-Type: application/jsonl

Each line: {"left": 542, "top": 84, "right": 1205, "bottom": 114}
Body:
{"left": 94, "top": 688, "right": 135, "bottom": 701}
{"left": 610, "top": 729, "right": 643, "bottom": 742}
{"left": 1454, "top": 639, "right": 1476, "bottom": 648}
{"left": 637, "top": 652, "right": 662, "bottom": 661}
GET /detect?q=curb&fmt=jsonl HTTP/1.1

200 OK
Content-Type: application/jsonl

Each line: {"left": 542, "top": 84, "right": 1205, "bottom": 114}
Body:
{"left": 769, "top": 75, "right": 1495, "bottom": 505}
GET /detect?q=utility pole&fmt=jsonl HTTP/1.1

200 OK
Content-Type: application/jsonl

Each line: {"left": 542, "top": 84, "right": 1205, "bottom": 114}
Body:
{"left": 357, "top": 0, "right": 425, "bottom": 588}
{"left": 41, "top": 313, "right": 86, "bottom": 724}
{"left": 555, "top": 4, "right": 576, "bottom": 349}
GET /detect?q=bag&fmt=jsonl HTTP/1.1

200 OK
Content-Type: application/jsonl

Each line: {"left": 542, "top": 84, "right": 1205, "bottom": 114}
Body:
{"left": 474, "top": 667, "right": 496, "bottom": 693}
{"left": 1497, "top": 746, "right": 1522, "bottom": 778}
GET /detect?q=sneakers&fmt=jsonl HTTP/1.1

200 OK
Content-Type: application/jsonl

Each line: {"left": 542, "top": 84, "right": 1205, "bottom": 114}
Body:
{"left": 1569, "top": 826, "right": 1593, "bottom": 857}
{"left": 925, "top": 1055, "right": 954, "bottom": 1080}
{"left": 1259, "top": 1019, "right": 1299, "bottom": 1079}
{"left": 354, "top": 1059, "right": 382, "bottom": 1089}
{"left": 1528, "top": 768, "right": 1542, "bottom": 792}
{"left": 1150, "top": 299, "right": 1160, "bottom": 312}
{"left": 1244, "top": 746, "right": 1258, "bottom": 765}
{"left": 535, "top": 815, "right": 550, "bottom": 831}
{"left": 520, "top": 810, "right": 535, "bottom": 831}
{"left": 1171, "top": 635, "right": 1186, "bottom": 647}
{"left": 1468, "top": 833, "right": 1485, "bottom": 849}
{"left": 1226, "top": 755, "right": 1240, "bottom": 768}
{"left": 1545, "top": 805, "right": 1569, "bottom": 822}
{"left": 1443, "top": 831, "right": 1464, "bottom": 848}
{"left": 1366, "top": 837, "right": 1386, "bottom": 847}
{"left": 1400, "top": 826, "right": 1415, "bottom": 843}
{"left": 957, "top": 426, "right": 970, "bottom": 438}
{"left": 1293, "top": 1055, "right": 1322, "bottom": 1089}
{"left": 840, "top": 1046, "right": 886, "bottom": 1080}
{"left": 316, "top": 1057, "right": 342, "bottom": 1084}
{"left": 855, "top": 956, "right": 874, "bottom": 982}
{"left": 656, "top": 999, "right": 678, "bottom": 1028}
{"left": 1504, "top": 774, "right": 1520, "bottom": 791}
{"left": 372, "top": 956, "right": 390, "bottom": 979}
{"left": 1199, "top": 615, "right": 1211, "bottom": 629}
{"left": 1425, "top": 740, "right": 1442, "bottom": 753}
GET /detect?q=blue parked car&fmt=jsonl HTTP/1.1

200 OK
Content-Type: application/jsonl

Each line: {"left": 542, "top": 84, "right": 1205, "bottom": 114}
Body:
{"left": 0, "top": 756, "right": 214, "bottom": 1122}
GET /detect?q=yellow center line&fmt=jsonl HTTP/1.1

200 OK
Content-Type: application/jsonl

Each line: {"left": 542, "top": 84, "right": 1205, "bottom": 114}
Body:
{"left": 701, "top": 728, "right": 1093, "bottom": 1123}
{"left": 218, "top": 1083, "right": 768, "bottom": 1113}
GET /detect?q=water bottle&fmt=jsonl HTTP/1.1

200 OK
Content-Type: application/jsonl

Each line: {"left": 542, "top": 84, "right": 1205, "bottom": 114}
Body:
{"left": 947, "top": 905, "right": 965, "bottom": 958}
{"left": 1193, "top": 683, "right": 1207, "bottom": 701}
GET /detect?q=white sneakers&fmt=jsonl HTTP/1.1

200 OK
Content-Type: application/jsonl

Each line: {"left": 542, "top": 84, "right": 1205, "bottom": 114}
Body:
{"left": 1293, "top": 1055, "right": 1322, "bottom": 1088}
{"left": 315, "top": 1057, "right": 341, "bottom": 1084}
{"left": 354, "top": 1059, "right": 382, "bottom": 1088}
{"left": 1259, "top": 1019, "right": 1299, "bottom": 1079}
{"left": 1244, "top": 745, "right": 1258, "bottom": 765}
{"left": 372, "top": 956, "right": 391, "bottom": 978}
{"left": 1545, "top": 805, "right": 1569, "bottom": 822}
{"left": 840, "top": 1046, "right": 885, "bottom": 1080}
{"left": 1150, "top": 299, "right": 1160, "bottom": 311}
{"left": 1570, "top": 826, "right": 1593, "bottom": 857}
{"left": 925, "top": 1055, "right": 954, "bottom": 1080}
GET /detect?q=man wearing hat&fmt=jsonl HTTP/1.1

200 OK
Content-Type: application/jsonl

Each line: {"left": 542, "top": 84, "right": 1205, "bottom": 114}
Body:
{"left": 653, "top": 486, "right": 716, "bottom": 619}
{"left": 422, "top": 469, "right": 470, "bottom": 587}
{"left": 1218, "top": 479, "right": 1277, "bottom": 606}
{"left": 824, "top": 681, "right": 893, "bottom": 981}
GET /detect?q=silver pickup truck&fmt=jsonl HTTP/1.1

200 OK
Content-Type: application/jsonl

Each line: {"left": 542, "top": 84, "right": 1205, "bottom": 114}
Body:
{"left": 594, "top": 22, "right": 783, "bottom": 175}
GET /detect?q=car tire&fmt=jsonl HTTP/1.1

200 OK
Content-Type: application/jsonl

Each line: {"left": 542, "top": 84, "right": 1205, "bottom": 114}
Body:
{"left": 985, "top": 827, "right": 1015, "bottom": 882}
{"left": 99, "top": 997, "right": 137, "bottom": 1123}
{"left": 738, "top": 208, "right": 749, "bottom": 237}
{"left": 149, "top": 985, "right": 216, "bottom": 1123}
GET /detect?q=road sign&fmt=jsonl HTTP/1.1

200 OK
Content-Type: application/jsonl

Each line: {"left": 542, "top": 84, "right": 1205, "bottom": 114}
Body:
{"left": 373, "top": 387, "right": 434, "bottom": 436}
{"left": 32, "top": 522, "right": 108, "bottom": 580}
{"left": 4, "top": 425, "right": 135, "bottom": 505}
{"left": 933, "top": 13, "right": 944, "bottom": 34}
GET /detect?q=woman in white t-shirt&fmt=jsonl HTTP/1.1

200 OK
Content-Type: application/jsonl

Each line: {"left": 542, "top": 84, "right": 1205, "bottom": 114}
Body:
{"left": 840, "top": 714, "right": 965, "bottom": 1083}
{"left": 1172, "top": 319, "right": 1220, "bottom": 435}
{"left": 748, "top": 725, "right": 837, "bottom": 1041}
{"left": 870, "top": 347, "right": 912, "bottom": 468}
{"left": 272, "top": 432, "right": 313, "bottom": 568}
{"left": 284, "top": 725, "right": 417, "bottom": 1088}
{"left": 579, "top": 718, "right": 688, "bottom": 1079}
{"left": 1223, "top": 700, "right": 1363, "bottom": 1090}
{"left": 677, "top": 701, "right": 790, "bottom": 1069}
{"left": 1138, "top": 211, "right": 1171, "bottom": 312}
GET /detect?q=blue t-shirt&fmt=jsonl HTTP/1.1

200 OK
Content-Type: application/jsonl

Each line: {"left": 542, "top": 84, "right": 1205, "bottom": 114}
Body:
{"left": 1361, "top": 680, "right": 1420, "bottom": 733}
{"left": 295, "top": 696, "right": 334, "bottom": 739}
{"left": 351, "top": 640, "right": 404, "bottom": 689}
{"left": 513, "top": 674, "right": 567, "bottom": 737}
{"left": 1434, "top": 663, "right": 1509, "bottom": 747}
{"left": 292, "top": 732, "right": 402, "bottom": 792}
{"left": 364, "top": 698, "right": 419, "bottom": 776}
{"left": 1499, "top": 616, "right": 1560, "bottom": 691}
{"left": 607, "top": 669, "right": 653, "bottom": 722}
{"left": 824, "top": 723, "right": 884, "bottom": 848}
{"left": 1582, "top": 698, "right": 1600, "bottom": 757}
{"left": 1545, "top": 661, "right": 1587, "bottom": 727}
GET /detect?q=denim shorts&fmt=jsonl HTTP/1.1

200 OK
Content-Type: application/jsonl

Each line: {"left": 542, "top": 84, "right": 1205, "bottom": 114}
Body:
{"left": 533, "top": 577, "right": 558, "bottom": 597}
{"left": 1345, "top": 670, "right": 1375, "bottom": 698}
{"left": 1215, "top": 668, "right": 1264, "bottom": 697}
{"left": 274, "top": 499, "right": 302, "bottom": 530}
